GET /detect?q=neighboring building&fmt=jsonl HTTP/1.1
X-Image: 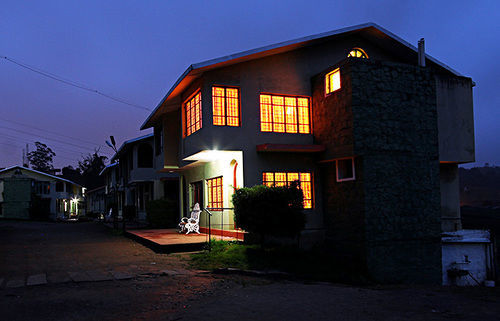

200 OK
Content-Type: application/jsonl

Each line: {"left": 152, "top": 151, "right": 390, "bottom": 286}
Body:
{"left": 85, "top": 186, "right": 106, "bottom": 216}
{"left": 104, "top": 134, "right": 178, "bottom": 220}
{"left": 0, "top": 166, "right": 84, "bottom": 220}
{"left": 139, "top": 23, "right": 475, "bottom": 283}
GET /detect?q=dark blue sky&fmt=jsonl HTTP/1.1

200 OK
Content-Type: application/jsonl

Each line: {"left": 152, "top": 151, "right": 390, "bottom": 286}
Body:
{"left": 1, "top": 1, "right": 498, "bottom": 169}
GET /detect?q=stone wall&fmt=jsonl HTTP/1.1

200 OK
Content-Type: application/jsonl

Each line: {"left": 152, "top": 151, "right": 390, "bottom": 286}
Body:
{"left": 312, "top": 58, "right": 442, "bottom": 283}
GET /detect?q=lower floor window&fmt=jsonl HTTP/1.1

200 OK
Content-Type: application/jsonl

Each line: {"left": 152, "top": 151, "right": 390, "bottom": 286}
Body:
{"left": 336, "top": 158, "right": 355, "bottom": 182}
{"left": 207, "top": 176, "right": 223, "bottom": 210}
{"left": 262, "top": 172, "right": 313, "bottom": 209}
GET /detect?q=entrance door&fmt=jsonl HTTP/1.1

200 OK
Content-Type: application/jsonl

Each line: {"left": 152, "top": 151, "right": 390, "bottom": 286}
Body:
{"left": 191, "top": 181, "right": 203, "bottom": 209}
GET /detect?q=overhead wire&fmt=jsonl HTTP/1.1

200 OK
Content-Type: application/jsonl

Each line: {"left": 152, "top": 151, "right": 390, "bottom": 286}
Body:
{"left": 0, "top": 117, "right": 103, "bottom": 148}
{"left": 1, "top": 55, "right": 152, "bottom": 112}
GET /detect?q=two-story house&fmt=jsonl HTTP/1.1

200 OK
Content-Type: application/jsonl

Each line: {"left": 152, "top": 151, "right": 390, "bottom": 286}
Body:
{"left": 106, "top": 134, "right": 178, "bottom": 220}
{"left": 0, "top": 166, "right": 84, "bottom": 220}
{"left": 139, "top": 23, "right": 474, "bottom": 283}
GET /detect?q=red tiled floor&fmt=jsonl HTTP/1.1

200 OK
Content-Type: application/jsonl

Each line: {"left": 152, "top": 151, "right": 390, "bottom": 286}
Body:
{"left": 127, "top": 229, "right": 238, "bottom": 246}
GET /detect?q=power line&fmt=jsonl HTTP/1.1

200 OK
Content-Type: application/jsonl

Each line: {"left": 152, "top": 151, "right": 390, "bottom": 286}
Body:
{"left": 0, "top": 132, "right": 107, "bottom": 158}
{"left": 0, "top": 117, "right": 102, "bottom": 148}
{"left": 0, "top": 141, "right": 85, "bottom": 163}
{"left": 0, "top": 125, "right": 110, "bottom": 154}
{"left": 1, "top": 55, "right": 152, "bottom": 112}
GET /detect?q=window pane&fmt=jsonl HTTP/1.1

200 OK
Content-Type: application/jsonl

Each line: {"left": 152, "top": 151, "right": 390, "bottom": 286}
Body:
{"left": 185, "top": 92, "right": 202, "bottom": 136}
{"left": 326, "top": 69, "right": 341, "bottom": 94}
{"left": 226, "top": 88, "right": 239, "bottom": 126}
{"left": 337, "top": 158, "right": 355, "bottom": 181}
{"left": 285, "top": 97, "right": 298, "bottom": 133}
{"left": 260, "top": 95, "right": 273, "bottom": 132}
{"left": 212, "top": 87, "right": 226, "bottom": 126}
{"left": 260, "top": 94, "right": 310, "bottom": 134}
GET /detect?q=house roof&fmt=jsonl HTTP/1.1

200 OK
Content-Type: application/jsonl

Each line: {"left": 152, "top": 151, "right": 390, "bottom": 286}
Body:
{"left": 0, "top": 165, "right": 81, "bottom": 186}
{"left": 98, "top": 162, "right": 118, "bottom": 176}
{"left": 110, "top": 133, "right": 154, "bottom": 162}
{"left": 141, "top": 22, "right": 465, "bottom": 130}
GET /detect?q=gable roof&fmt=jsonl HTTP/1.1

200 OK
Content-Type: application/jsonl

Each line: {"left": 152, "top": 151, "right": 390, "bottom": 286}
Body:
{"left": 141, "top": 22, "right": 464, "bottom": 130}
{"left": 110, "top": 133, "right": 153, "bottom": 162}
{"left": 0, "top": 165, "right": 81, "bottom": 186}
{"left": 99, "top": 162, "right": 118, "bottom": 176}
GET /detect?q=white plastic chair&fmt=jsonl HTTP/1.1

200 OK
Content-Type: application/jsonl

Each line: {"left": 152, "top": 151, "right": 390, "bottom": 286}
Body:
{"left": 179, "top": 203, "right": 201, "bottom": 234}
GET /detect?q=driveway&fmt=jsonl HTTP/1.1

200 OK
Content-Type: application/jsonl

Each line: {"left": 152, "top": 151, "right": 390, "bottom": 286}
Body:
{"left": 1, "top": 220, "right": 499, "bottom": 321}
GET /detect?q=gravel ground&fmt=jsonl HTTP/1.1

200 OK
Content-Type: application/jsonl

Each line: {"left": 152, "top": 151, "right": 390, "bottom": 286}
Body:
{"left": 1, "top": 220, "right": 499, "bottom": 321}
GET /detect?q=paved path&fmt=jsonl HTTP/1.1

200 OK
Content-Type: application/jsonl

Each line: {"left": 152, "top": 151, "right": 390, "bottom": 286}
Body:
{"left": 0, "top": 221, "right": 189, "bottom": 288}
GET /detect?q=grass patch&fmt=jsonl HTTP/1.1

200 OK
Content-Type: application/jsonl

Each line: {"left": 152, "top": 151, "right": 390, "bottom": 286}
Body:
{"left": 190, "top": 240, "right": 367, "bottom": 284}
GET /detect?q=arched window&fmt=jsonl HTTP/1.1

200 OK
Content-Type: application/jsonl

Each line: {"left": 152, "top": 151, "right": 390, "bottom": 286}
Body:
{"left": 347, "top": 48, "right": 368, "bottom": 59}
{"left": 137, "top": 143, "right": 153, "bottom": 168}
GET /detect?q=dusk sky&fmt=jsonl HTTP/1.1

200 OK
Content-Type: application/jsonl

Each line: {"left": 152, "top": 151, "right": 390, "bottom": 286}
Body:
{"left": 1, "top": 0, "right": 498, "bottom": 169}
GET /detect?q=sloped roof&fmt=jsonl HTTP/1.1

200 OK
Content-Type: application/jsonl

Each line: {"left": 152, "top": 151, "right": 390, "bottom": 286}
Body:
{"left": 141, "top": 22, "right": 464, "bottom": 129}
{"left": 98, "top": 162, "right": 118, "bottom": 176}
{"left": 0, "top": 165, "right": 81, "bottom": 186}
{"left": 110, "top": 133, "right": 153, "bottom": 162}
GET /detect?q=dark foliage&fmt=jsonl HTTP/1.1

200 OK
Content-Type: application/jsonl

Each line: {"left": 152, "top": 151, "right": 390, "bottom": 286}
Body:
{"left": 77, "top": 150, "right": 108, "bottom": 190}
{"left": 123, "top": 205, "right": 137, "bottom": 221}
{"left": 460, "top": 165, "right": 500, "bottom": 207}
{"left": 146, "top": 199, "right": 178, "bottom": 228}
{"left": 27, "top": 142, "right": 56, "bottom": 173}
{"left": 232, "top": 182, "right": 305, "bottom": 242}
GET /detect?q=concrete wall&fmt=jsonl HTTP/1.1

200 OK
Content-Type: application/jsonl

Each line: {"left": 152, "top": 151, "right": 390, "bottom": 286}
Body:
{"left": 436, "top": 75, "right": 475, "bottom": 163}
{"left": 1, "top": 176, "right": 32, "bottom": 219}
{"left": 440, "top": 163, "right": 462, "bottom": 232}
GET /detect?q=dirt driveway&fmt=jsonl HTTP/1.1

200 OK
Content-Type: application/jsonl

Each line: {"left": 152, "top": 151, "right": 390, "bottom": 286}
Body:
{"left": 1, "top": 221, "right": 499, "bottom": 321}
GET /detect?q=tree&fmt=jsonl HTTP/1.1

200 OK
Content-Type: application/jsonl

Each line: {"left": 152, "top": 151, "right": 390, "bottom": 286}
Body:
{"left": 27, "top": 142, "right": 56, "bottom": 173}
{"left": 77, "top": 150, "right": 108, "bottom": 190}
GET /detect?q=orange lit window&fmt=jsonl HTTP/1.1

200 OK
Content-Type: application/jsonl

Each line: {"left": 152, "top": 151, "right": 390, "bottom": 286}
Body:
{"left": 212, "top": 86, "right": 240, "bottom": 126}
{"left": 207, "top": 176, "right": 223, "bottom": 210}
{"left": 325, "top": 68, "right": 341, "bottom": 94}
{"left": 184, "top": 92, "right": 202, "bottom": 136}
{"left": 347, "top": 48, "right": 368, "bottom": 59}
{"left": 260, "top": 94, "right": 310, "bottom": 134}
{"left": 262, "top": 172, "right": 313, "bottom": 209}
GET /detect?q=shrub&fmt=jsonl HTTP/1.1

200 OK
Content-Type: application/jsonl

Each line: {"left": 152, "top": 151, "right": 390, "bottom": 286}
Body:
{"left": 123, "top": 205, "right": 136, "bottom": 221}
{"left": 146, "top": 199, "right": 177, "bottom": 228}
{"left": 232, "top": 182, "right": 305, "bottom": 242}
{"left": 30, "top": 194, "right": 51, "bottom": 221}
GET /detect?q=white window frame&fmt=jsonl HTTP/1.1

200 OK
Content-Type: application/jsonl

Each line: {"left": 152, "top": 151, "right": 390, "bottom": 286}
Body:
{"left": 336, "top": 157, "right": 356, "bottom": 182}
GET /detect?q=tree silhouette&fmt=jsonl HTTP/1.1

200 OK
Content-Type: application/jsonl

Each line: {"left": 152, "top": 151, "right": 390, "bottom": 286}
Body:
{"left": 27, "top": 142, "right": 56, "bottom": 173}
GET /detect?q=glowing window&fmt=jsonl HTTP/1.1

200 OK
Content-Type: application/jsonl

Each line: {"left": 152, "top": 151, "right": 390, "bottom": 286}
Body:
{"left": 348, "top": 48, "right": 368, "bottom": 59}
{"left": 325, "top": 68, "right": 341, "bottom": 94}
{"left": 260, "top": 94, "right": 310, "bottom": 134}
{"left": 212, "top": 87, "right": 240, "bottom": 126}
{"left": 262, "top": 172, "right": 313, "bottom": 209}
{"left": 207, "top": 176, "right": 223, "bottom": 210}
{"left": 184, "top": 92, "right": 202, "bottom": 136}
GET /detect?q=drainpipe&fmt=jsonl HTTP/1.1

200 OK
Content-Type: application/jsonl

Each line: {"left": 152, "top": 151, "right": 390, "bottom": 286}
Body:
{"left": 418, "top": 38, "right": 426, "bottom": 67}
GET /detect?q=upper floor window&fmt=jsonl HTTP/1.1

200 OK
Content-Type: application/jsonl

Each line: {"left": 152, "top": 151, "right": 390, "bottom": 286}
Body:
{"left": 137, "top": 143, "right": 153, "bottom": 168}
{"left": 207, "top": 176, "right": 223, "bottom": 210}
{"left": 348, "top": 48, "right": 368, "bottom": 58}
{"left": 260, "top": 94, "right": 310, "bottom": 134}
{"left": 34, "top": 181, "right": 50, "bottom": 195}
{"left": 184, "top": 92, "right": 202, "bottom": 136}
{"left": 262, "top": 172, "right": 313, "bottom": 209}
{"left": 325, "top": 68, "right": 341, "bottom": 94}
{"left": 212, "top": 87, "right": 240, "bottom": 126}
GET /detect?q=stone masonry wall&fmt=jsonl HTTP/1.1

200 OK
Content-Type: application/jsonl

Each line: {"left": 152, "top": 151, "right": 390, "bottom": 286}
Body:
{"left": 350, "top": 59, "right": 442, "bottom": 284}
{"left": 312, "top": 62, "right": 367, "bottom": 272}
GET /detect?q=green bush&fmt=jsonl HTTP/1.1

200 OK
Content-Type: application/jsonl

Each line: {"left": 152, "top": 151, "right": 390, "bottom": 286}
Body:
{"left": 146, "top": 199, "right": 177, "bottom": 228}
{"left": 232, "top": 182, "right": 305, "bottom": 242}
